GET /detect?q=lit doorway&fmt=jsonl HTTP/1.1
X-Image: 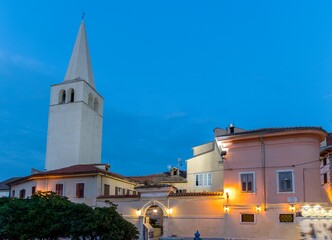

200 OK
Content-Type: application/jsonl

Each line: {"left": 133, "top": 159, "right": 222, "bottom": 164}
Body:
{"left": 145, "top": 205, "right": 163, "bottom": 240}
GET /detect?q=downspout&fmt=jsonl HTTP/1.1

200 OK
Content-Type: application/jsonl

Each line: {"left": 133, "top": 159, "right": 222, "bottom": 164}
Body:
{"left": 260, "top": 135, "right": 267, "bottom": 211}
{"left": 303, "top": 168, "right": 306, "bottom": 202}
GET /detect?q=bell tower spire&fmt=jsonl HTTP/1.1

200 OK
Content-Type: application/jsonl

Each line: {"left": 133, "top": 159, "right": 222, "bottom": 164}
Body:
{"left": 45, "top": 19, "right": 103, "bottom": 171}
{"left": 64, "top": 18, "right": 95, "bottom": 88}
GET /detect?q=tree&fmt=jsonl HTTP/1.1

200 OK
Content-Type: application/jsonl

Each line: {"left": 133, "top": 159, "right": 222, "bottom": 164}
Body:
{"left": 0, "top": 191, "right": 138, "bottom": 240}
{"left": 0, "top": 191, "right": 72, "bottom": 239}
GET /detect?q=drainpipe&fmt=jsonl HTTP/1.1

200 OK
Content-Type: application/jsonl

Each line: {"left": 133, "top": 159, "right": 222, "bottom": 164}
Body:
{"left": 303, "top": 168, "right": 306, "bottom": 202}
{"left": 260, "top": 135, "right": 267, "bottom": 211}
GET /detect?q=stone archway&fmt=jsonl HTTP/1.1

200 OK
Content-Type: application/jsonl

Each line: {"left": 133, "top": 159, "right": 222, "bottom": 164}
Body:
{"left": 140, "top": 200, "right": 169, "bottom": 239}
{"left": 141, "top": 200, "right": 168, "bottom": 216}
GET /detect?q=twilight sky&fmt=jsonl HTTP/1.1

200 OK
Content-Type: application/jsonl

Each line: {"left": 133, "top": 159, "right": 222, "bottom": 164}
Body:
{"left": 1, "top": 1, "right": 332, "bottom": 181}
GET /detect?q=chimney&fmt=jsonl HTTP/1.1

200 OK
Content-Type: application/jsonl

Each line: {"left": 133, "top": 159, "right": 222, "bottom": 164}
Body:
{"left": 229, "top": 123, "right": 235, "bottom": 134}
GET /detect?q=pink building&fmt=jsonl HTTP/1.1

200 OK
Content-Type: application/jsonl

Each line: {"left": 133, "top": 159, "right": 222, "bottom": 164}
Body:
{"left": 215, "top": 126, "right": 329, "bottom": 239}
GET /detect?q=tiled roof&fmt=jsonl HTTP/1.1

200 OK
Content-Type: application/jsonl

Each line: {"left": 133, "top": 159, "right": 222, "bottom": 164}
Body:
{"left": 135, "top": 184, "right": 173, "bottom": 189}
{"left": 0, "top": 177, "right": 22, "bottom": 190}
{"left": 215, "top": 126, "right": 326, "bottom": 138}
{"left": 9, "top": 164, "right": 134, "bottom": 185}
{"left": 169, "top": 192, "right": 223, "bottom": 197}
{"left": 97, "top": 194, "right": 140, "bottom": 199}
{"left": 129, "top": 171, "right": 187, "bottom": 184}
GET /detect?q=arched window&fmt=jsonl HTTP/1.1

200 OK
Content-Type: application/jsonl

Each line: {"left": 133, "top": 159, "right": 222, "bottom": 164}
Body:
{"left": 68, "top": 88, "right": 75, "bottom": 103}
{"left": 94, "top": 98, "right": 99, "bottom": 112}
{"left": 59, "top": 90, "right": 66, "bottom": 104}
{"left": 88, "top": 93, "right": 93, "bottom": 108}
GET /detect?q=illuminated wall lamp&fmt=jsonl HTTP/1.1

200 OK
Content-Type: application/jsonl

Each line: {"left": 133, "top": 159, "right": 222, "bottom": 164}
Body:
{"left": 136, "top": 209, "right": 142, "bottom": 216}
{"left": 224, "top": 188, "right": 231, "bottom": 199}
{"left": 289, "top": 204, "right": 295, "bottom": 212}
{"left": 224, "top": 205, "right": 229, "bottom": 213}
{"left": 166, "top": 208, "right": 173, "bottom": 215}
{"left": 256, "top": 205, "right": 261, "bottom": 212}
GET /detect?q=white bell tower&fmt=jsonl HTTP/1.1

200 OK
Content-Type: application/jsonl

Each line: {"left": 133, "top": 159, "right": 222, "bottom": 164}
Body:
{"left": 45, "top": 20, "right": 103, "bottom": 171}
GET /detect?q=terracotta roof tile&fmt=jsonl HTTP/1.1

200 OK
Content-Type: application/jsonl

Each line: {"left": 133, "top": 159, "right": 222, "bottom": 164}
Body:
{"left": 0, "top": 177, "right": 22, "bottom": 190}
{"left": 97, "top": 194, "right": 140, "bottom": 199}
{"left": 9, "top": 164, "right": 134, "bottom": 185}
{"left": 169, "top": 192, "right": 223, "bottom": 197}
{"left": 129, "top": 171, "right": 187, "bottom": 184}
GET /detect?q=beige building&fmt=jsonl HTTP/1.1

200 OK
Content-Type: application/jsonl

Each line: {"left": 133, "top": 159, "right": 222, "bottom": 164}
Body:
{"left": 10, "top": 164, "right": 137, "bottom": 206}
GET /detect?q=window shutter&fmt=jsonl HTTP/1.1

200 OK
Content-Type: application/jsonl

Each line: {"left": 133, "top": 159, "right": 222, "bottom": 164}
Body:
{"left": 76, "top": 183, "right": 80, "bottom": 197}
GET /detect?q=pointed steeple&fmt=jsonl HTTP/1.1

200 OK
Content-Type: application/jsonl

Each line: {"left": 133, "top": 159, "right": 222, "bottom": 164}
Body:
{"left": 64, "top": 20, "right": 95, "bottom": 88}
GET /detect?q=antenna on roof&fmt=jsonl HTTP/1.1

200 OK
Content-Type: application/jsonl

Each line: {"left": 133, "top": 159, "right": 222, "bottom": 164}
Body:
{"left": 177, "top": 158, "right": 182, "bottom": 169}
{"left": 167, "top": 164, "right": 172, "bottom": 171}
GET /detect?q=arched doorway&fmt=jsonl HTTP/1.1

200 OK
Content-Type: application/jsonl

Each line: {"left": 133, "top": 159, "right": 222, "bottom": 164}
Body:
{"left": 139, "top": 200, "right": 169, "bottom": 240}
{"left": 145, "top": 205, "right": 164, "bottom": 239}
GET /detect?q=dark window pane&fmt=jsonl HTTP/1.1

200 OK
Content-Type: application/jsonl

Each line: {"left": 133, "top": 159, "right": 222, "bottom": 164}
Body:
{"left": 76, "top": 183, "right": 84, "bottom": 198}
{"left": 241, "top": 214, "right": 255, "bottom": 223}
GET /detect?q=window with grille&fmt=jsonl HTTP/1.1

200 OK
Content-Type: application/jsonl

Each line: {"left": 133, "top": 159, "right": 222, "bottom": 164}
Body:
{"left": 279, "top": 214, "right": 294, "bottom": 223}
{"left": 240, "top": 172, "right": 255, "bottom": 193}
{"left": 277, "top": 170, "right": 294, "bottom": 193}
{"left": 241, "top": 214, "right": 255, "bottom": 223}
{"left": 76, "top": 183, "right": 85, "bottom": 198}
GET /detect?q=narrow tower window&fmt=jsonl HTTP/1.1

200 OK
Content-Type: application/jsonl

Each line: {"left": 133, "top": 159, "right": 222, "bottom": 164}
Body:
{"left": 94, "top": 98, "right": 99, "bottom": 112}
{"left": 88, "top": 93, "right": 93, "bottom": 108}
{"left": 59, "top": 90, "right": 66, "bottom": 104}
{"left": 68, "top": 88, "right": 75, "bottom": 102}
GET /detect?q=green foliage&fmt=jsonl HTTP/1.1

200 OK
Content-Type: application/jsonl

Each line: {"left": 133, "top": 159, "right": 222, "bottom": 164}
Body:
{"left": 0, "top": 191, "right": 138, "bottom": 240}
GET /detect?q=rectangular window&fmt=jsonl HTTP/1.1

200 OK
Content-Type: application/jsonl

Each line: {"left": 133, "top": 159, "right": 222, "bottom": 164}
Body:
{"left": 176, "top": 189, "right": 187, "bottom": 194}
{"left": 104, "top": 184, "right": 110, "bottom": 196}
{"left": 204, "top": 174, "right": 212, "bottom": 186}
{"left": 55, "top": 184, "right": 64, "bottom": 196}
{"left": 12, "top": 190, "right": 15, "bottom": 197}
{"left": 323, "top": 158, "right": 327, "bottom": 166}
{"left": 241, "top": 214, "right": 255, "bottom": 223}
{"left": 115, "top": 187, "right": 125, "bottom": 196}
{"left": 277, "top": 170, "right": 294, "bottom": 193}
{"left": 31, "top": 186, "right": 36, "bottom": 195}
{"left": 19, "top": 189, "right": 26, "bottom": 199}
{"left": 195, "top": 174, "right": 203, "bottom": 186}
{"left": 240, "top": 172, "right": 255, "bottom": 193}
{"left": 279, "top": 214, "right": 294, "bottom": 223}
{"left": 195, "top": 173, "right": 212, "bottom": 187}
{"left": 76, "top": 183, "right": 85, "bottom": 198}
{"left": 324, "top": 173, "right": 328, "bottom": 184}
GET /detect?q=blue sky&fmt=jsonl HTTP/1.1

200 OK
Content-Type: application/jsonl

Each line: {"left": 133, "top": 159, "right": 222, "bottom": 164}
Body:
{"left": 1, "top": 1, "right": 332, "bottom": 181}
